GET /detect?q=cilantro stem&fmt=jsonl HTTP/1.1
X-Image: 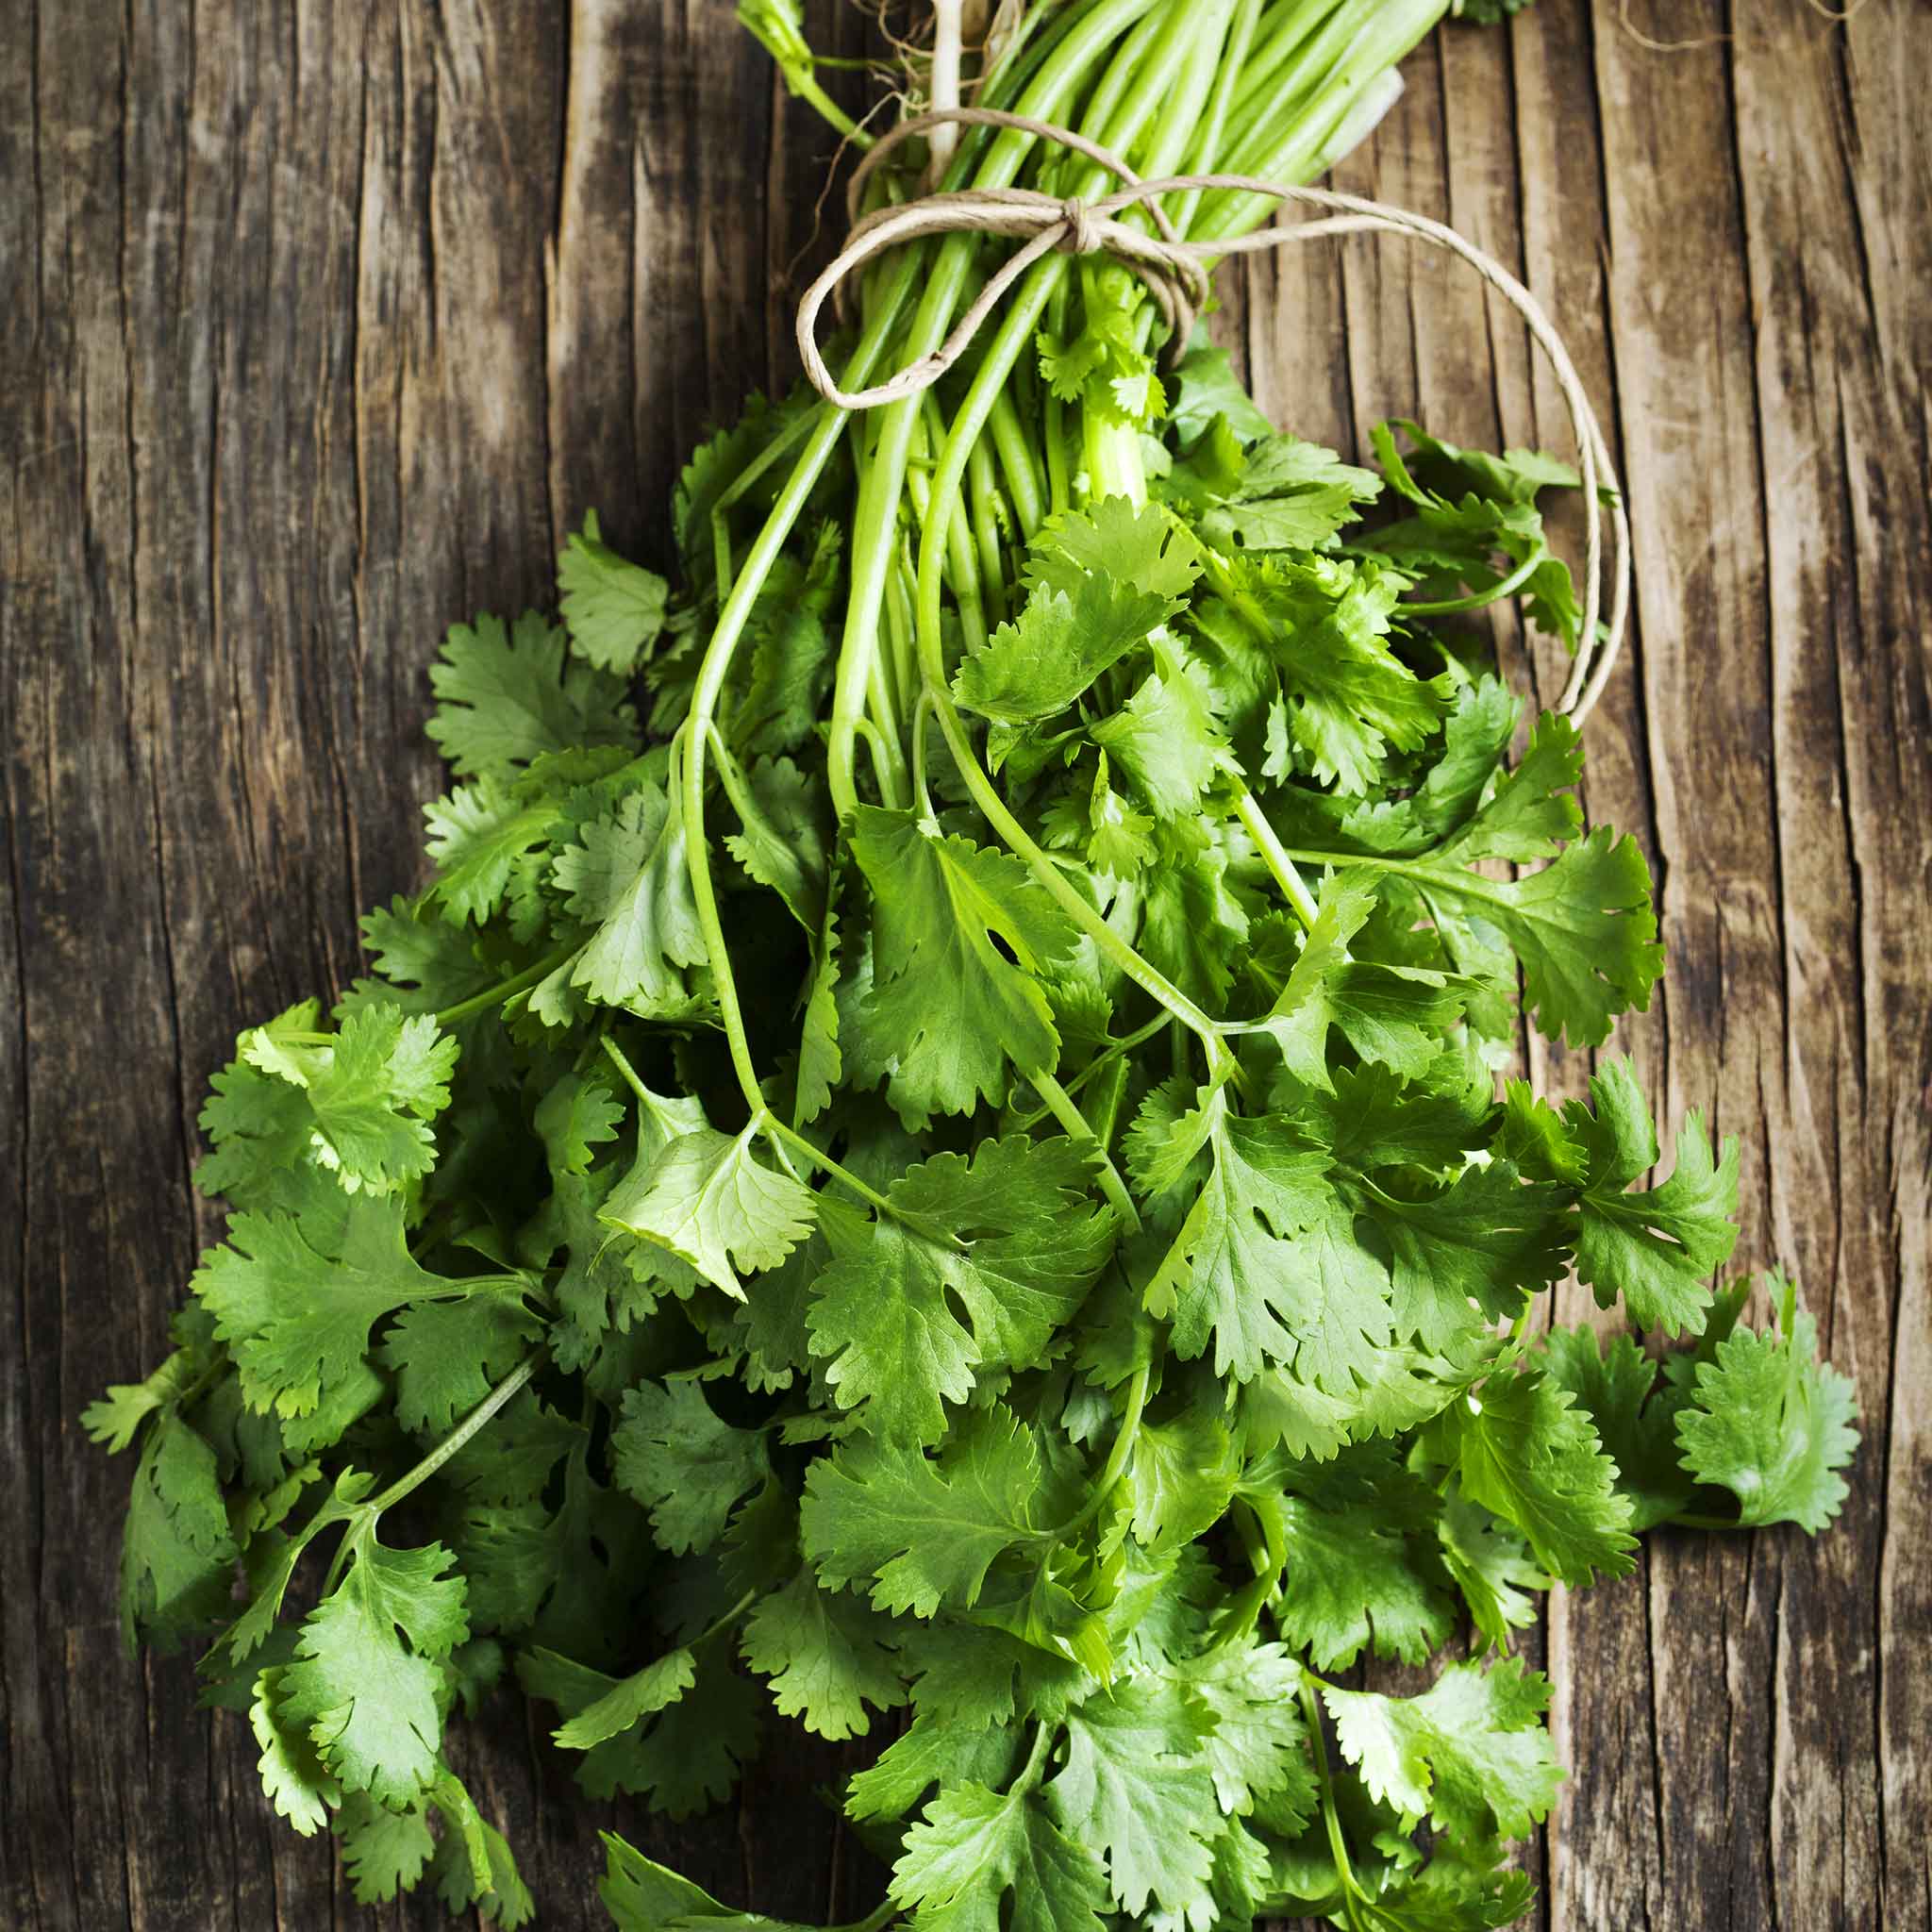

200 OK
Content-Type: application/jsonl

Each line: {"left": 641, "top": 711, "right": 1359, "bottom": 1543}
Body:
{"left": 1011, "top": 1718, "right": 1057, "bottom": 1797}
{"left": 433, "top": 941, "right": 578, "bottom": 1029}
{"left": 1277, "top": 842, "right": 1535, "bottom": 916}
{"left": 683, "top": 367, "right": 906, "bottom": 1118}
{"left": 903, "top": 257, "right": 1234, "bottom": 1072}
{"left": 1232, "top": 787, "right": 1322, "bottom": 930}
{"left": 985, "top": 389, "right": 1044, "bottom": 537}
{"left": 1400, "top": 539, "right": 1547, "bottom": 617}
{"left": 1300, "top": 1676, "right": 1370, "bottom": 1927}
{"left": 1006, "top": 1010, "right": 1168, "bottom": 1131}
{"left": 965, "top": 435, "right": 1008, "bottom": 625}
{"left": 825, "top": 0, "right": 1168, "bottom": 821}
{"left": 760, "top": 1113, "right": 902, "bottom": 1223}
{"left": 908, "top": 690, "right": 938, "bottom": 820}
{"left": 708, "top": 401, "right": 826, "bottom": 599}
{"left": 1029, "top": 1068, "right": 1142, "bottom": 1234}
{"left": 691, "top": 1587, "right": 759, "bottom": 1650}
{"left": 367, "top": 1355, "right": 539, "bottom": 1517}
{"left": 1665, "top": 1511, "right": 1747, "bottom": 1533}
{"left": 1050, "top": 1360, "right": 1151, "bottom": 1541}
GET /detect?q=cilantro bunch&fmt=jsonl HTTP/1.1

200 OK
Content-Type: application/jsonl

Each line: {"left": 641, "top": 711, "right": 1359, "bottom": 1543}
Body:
{"left": 92, "top": 2, "right": 1856, "bottom": 1927}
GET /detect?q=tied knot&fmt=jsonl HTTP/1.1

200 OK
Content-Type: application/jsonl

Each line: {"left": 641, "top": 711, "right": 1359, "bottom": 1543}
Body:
{"left": 790, "top": 104, "right": 1629, "bottom": 728}
{"left": 1056, "top": 196, "right": 1102, "bottom": 257}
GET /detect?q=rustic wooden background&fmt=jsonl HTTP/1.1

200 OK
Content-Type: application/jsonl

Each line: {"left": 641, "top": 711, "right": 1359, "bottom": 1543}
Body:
{"left": 3, "top": 0, "right": 1926, "bottom": 1926}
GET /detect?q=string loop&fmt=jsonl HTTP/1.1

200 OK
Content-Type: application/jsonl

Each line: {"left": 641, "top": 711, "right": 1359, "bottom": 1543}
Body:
{"left": 796, "top": 106, "right": 1630, "bottom": 724}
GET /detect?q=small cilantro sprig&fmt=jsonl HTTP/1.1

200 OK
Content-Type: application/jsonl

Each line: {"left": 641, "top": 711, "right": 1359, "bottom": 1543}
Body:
{"left": 92, "top": 4, "right": 1856, "bottom": 1927}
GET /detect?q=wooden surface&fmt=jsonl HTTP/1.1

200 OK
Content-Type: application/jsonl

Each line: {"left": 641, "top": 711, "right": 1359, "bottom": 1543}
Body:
{"left": 3, "top": 1, "right": 1926, "bottom": 1925}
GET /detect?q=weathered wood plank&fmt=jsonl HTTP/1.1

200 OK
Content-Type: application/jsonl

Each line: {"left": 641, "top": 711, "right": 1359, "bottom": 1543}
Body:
{"left": 1, "top": 2, "right": 1924, "bottom": 1927}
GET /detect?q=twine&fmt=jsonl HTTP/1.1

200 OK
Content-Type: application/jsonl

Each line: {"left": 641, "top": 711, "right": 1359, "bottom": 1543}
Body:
{"left": 795, "top": 106, "right": 1629, "bottom": 725}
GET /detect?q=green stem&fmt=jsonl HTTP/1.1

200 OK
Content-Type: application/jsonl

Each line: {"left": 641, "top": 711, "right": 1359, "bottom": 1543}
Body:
{"left": 1232, "top": 787, "right": 1322, "bottom": 930}
{"left": 1400, "top": 541, "right": 1546, "bottom": 616}
{"left": 1053, "top": 1360, "right": 1152, "bottom": 1541}
{"left": 1276, "top": 843, "right": 1520, "bottom": 914}
{"left": 367, "top": 1357, "right": 539, "bottom": 1515}
{"left": 761, "top": 1112, "right": 900, "bottom": 1223}
{"left": 908, "top": 263, "right": 1231, "bottom": 1068}
{"left": 909, "top": 691, "right": 939, "bottom": 820}
{"left": 682, "top": 306, "right": 911, "bottom": 1118}
{"left": 1300, "top": 1677, "right": 1370, "bottom": 1926}
{"left": 986, "top": 389, "right": 1046, "bottom": 537}
{"left": 1010, "top": 1718, "right": 1057, "bottom": 1798}
{"left": 691, "top": 1586, "right": 759, "bottom": 1651}
{"left": 966, "top": 434, "right": 1008, "bottom": 625}
{"left": 1031, "top": 1068, "right": 1142, "bottom": 1234}
{"left": 709, "top": 401, "right": 825, "bottom": 598}
{"left": 435, "top": 942, "right": 579, "bottom": 1029}
{"left": 824, "top": 0, "right": 1168, "bottom": 823}
{"left": 1007, "top": 1010, "right": 1167, "bottom": 1130}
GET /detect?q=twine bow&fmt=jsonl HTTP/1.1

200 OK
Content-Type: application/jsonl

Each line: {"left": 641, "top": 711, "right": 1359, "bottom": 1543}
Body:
{"left": 795, "top": 107, "right": 1630, "bottom": 726}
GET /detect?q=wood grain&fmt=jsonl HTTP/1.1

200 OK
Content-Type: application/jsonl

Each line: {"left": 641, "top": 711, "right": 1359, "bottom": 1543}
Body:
{"left": 1, "top": 2, "right": 1924, "bottom": 1926}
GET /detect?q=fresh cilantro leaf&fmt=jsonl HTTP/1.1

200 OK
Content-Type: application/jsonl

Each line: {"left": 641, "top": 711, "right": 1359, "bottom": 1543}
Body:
{"left": 1364, "top": 1157, "right": 1572, "bottom": 1351}
{"left": 249, "top": 1664, "right": 341, "bottom": 1833}
{"left": 1136, "top": 817, "right": 1252, "bottom": 1006}
{"left": 1189, "top": 433, "right": 1383, "bottom": 553}
{"left": 1126, "top": 1409, "right": 1240, "bottom": 1553}
{"left": 600, "top": 1830, "right": 822, "bottom": 1930}
{"left": 891, "top": 1779, "right": 1113, "bottom": 1932}
{"left": 356, "top": 894, "right": 498, "bottom": 1014}
{"left": 1089, "top": 655, "right": 1227, "bottom": 820}
{"left": 1255, "top": 1451, "right": 1457, "bottom": 1668}
{"left": 523, "top": 1642, "right": 760, "bottom": 1817}
{"left": 847, "top": 1715, "right": 1025, "bottom": 1825}
{"left": 1675, "top": 1275, "right": 1858, "bottom": 1530}
{"left": 1165, "top": 338, "right": 1275, "bottom": 441}
{"left": 552, "top": 1647, "right": 696, "bottom": 1751}
{"left": 1324, "top": 1655, "right": 1562, "bottom": 1840}
{"left": 1435, "top": 1487, "right": 1550, "bottom": 1649}
{"left": 426, "top": 609, "right": 637, "bottom": 781}
{"left": 956, "top": 498, "right": 1198, "bottom": 724}
{"left": 1047, "top": 1674, "right": 1222, "bottom": 1920}
{"left": 807, "top": 1134, "right": 1115, "bottom": 1444}
{"left": 1421, "top": 1364, "right": 1637, "bottom": 1586}
{"left": 557, "top": 510, "right": 669, "bottom": 675}
{"left": 1537, "top": 1324, "right": 1695, "bottom": 1531}
{"left": 722, "top": 750, "right": 831, "bottom": 933}
{"left": 1255, "top": 870, "right": 1473, "bottom": 1091}
{"left": 424, "top": 778, "right": 558, "bottom": 928}
{"left": 534, "top": 1073, "right": 625, "bottom": 1175}
{"left": 850, "top": 807, "right": 1080, "bottom": 1120}
{"left": 1196, "top": 552, "right": 1443, "bottom": 794}
{"left": 1146, "top": 1108, "right": 1392, "bottom": 1389}
{"left": 553, "top": 776, "right": 711, "bottom": 1015}
{"left": 610, "top": 1378, "right": 772, "bottom": 1555}
{"left": 339, "top": 1789, "right": 437, "bottom": 1903}
{"left": 275, "top": 1524, "right": 467, "bottom": 1807}
{"left": 425, "top": 1772, "right": 536, "bottom": 1926}
{"left": 1181, "top": 1639, "right": 1318, "bottom": 1824}
{"left": 194, "top": 1192, "right": 514, "bottom": 1420}
{"left": 740, "top": 1568, "right": 907, "bottom": 1740}
{"left": 113, "top": 1414, "right": 240, "bottom": 1649}
{"left": 381, "top": 1293, "right": 542, "bottom": 1435}
{"left": 1564, "top": 1058, "right": 1740, "bottom": 1335}
{"left": 1380, "top": 416, "right": 1575, "bottom": 506}
{"left": 82, "top": 1347, "right": 213, "bottom": 1457}
{"left": 601, "top": 1108, "right": 816, "bottom": 1299}
{"left": 800, "top": 1410, "right": 1049, "bottom": 1616}
{"left": 235, "top": 1000, "right": 458, "bottom": 1193}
